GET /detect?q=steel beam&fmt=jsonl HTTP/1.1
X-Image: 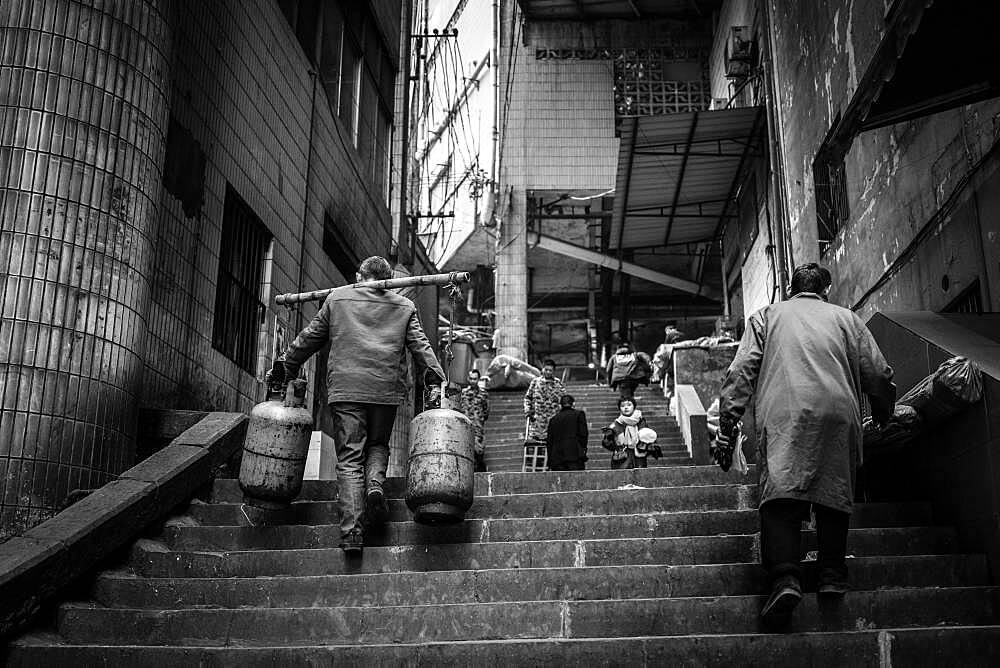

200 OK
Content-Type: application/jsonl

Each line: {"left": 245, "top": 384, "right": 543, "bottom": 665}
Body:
{"left": 531, "top": 232, "right": 721, "bottom": 301}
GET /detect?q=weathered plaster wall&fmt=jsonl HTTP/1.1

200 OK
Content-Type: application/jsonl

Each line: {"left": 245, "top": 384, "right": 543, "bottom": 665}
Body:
{"left": 767, "top": 0, "right": 1000, "bottom": 315}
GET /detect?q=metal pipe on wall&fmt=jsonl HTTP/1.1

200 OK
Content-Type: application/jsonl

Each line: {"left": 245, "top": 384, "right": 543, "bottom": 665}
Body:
{"left": 760, "top": 0, "right": 790, "bottom": 298}
{"left": 0, "top": 0, "right": 171, "bottom": 536}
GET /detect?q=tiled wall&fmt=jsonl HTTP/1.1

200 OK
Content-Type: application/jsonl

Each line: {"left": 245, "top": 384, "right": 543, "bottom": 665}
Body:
{"left": 142, "top": 0, "right": 401, "bottom": 416}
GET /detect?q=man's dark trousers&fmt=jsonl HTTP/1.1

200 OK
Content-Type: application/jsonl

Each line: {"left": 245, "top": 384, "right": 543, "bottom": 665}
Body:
{"left": 330, "top": 402, "right": 398, "bottom": 537}
{"left": 760, "top": 498, "right": 849, "bottom": 584}
{"left": 549, "top": 461, "right": 585, "bottom": 471}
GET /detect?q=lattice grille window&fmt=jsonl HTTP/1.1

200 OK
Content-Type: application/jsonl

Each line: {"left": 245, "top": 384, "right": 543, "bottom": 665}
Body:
{"left": 534, "top": 46, "right": 711, "bottom": 119}
{"left": 614, "top": 52, "right": 711, "bottom": 117}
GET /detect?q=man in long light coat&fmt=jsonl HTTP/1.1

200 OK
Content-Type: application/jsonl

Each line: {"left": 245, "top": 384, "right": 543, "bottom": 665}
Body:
{"left": 717, "top": 263, "right": 895, "bottom": 628}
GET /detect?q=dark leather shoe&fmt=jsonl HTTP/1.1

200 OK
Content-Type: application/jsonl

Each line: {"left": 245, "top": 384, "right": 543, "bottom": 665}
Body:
{"left": 818, "top": 567, "right": 850, "bottom": 597}
{"left": 366, "top": 487, "right": 389, "bottom": 526}
{"left": 818, "top": 580, "right": 851, "bottom": 597}
{"left": 339, "top": 529, "right": 363, "bottom": 555}
{"left": 760, "top": 575, "right": 802, "bottom": 629}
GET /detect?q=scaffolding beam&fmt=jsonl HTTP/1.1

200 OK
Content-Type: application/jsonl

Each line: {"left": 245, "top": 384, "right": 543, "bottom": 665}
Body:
{"left": 530, "top": 232, "right": 720, "bottom": 301}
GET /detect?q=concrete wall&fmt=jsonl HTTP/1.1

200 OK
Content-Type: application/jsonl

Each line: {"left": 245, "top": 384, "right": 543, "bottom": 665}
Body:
{"left": 496, "top": 7, "right": 715, "bottom": 359}
{"left": 866, "top": 312, "right": 1000, "bottom": 582}
{"left": 709, "top": 0, "right": 785, "bottom": 319}
{"left": 765, "top": 0, "right": 1000, "bottom": 316}
{"left": 142, "top": 0, "right": 405, "bottom": 416}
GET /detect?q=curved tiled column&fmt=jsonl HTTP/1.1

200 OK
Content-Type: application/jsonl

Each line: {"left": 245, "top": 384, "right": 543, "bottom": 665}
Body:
{"left": 0, "top": 0, "right": 170, "bottom": 535}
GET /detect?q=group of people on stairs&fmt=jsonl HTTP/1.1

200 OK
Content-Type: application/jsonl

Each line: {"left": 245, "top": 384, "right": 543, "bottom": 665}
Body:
{"left": 267, "top": 253, "right": 895, "bottom": 636}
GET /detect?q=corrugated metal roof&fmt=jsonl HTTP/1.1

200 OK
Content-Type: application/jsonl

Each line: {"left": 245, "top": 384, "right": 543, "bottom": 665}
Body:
{"left": 611, "top": 106, "right": 764, "bottom": 250}
{"left": 517, "top": 0, "right": 721, "bottom": 20}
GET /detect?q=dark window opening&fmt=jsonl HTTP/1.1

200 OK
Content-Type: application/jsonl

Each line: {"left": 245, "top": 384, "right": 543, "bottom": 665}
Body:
{"left": 213, "top": 185, "right": 272, "bottom": 374}
{"left": 814, "top": 149, "right": 849, "bottom": 256}
{"left": 942, "top": 279, "right": 983, "bottom": 314}
{"left": 162, "top": 116, "right": 206, "bottom": 219}
{"left": 323, "top": 213, "right": 362, "bottom": 280}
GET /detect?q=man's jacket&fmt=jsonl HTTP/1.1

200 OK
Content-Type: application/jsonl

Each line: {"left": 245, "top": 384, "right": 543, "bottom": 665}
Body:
{"left": 546, "top": 407, "right": 589, "bottom": 466}
{"left": 282, "top": 285, "right": 445, "bottom": 405}
{"left": 719, "top": 293, "right": 895, "bottom": 513}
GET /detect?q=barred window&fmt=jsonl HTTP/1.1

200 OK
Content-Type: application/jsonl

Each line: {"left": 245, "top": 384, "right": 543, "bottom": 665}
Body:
{"left": 814, "top": 150, "right": 849, "bottom": 256}
{"left": 942, "top": 280, "right": 983, "bottom": 314}
{"left": 212, "top": 185, "right": 272, "bottom": 374}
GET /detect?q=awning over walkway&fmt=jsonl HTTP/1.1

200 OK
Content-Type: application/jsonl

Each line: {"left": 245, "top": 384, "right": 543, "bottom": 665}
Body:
{"left": 610, "top": 106, "right": 765, "bottom": 250}
{"left": 517, "top": 0, "right": 721, "bottom": 21}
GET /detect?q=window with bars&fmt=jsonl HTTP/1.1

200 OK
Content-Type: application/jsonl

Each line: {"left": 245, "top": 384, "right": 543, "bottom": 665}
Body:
{"left": 814, "top": 150, "right": 849, "bottom": 256}
{"left": 942, "top": 280, "right": 984, "bottom": 314}
{"left": 212, "top": 185, "right": 273, "bottom": 374}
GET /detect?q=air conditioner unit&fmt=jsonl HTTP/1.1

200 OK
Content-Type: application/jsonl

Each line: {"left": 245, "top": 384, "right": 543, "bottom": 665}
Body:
{"left": 725, "top": 26, "right": 754, "bottom": 79}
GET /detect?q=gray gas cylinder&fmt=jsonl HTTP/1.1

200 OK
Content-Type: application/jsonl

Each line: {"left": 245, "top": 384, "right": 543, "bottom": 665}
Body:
{"left": 239, "top": 379, "right": 314, "bottom": 511}
{"left": 405, "top": 408, "right": 475, "bottom": 525}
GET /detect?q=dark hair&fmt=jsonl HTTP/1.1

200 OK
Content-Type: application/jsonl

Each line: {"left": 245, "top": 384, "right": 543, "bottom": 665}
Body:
{"left": 617, "top": 396, "right": 636, "bottom": 409}
{"left": 789, "top": 262, "right": 831, "bottom": 296}
{"left": 560, "top": 394, "right": 575, "bottom": 408}
{"left": 358, "top": 256, "right": 392, "bottom": 280}
{"left": 468, "top": 368, "right": 481, "bottom": 378}
{"left": 542, "top": 359, "right": 556, "bottom": 369}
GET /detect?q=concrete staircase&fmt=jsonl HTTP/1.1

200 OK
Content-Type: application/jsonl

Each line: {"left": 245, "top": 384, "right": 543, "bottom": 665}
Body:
{"left": 7, "top": 465, "right": 1000, "bottom": 664}
{"left": 483, "top": 381, "right": 688, "bottom": 471}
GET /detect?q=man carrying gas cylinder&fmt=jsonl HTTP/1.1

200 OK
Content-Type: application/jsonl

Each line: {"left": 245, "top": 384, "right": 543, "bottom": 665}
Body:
{"left": 270, "top": 256, "right": 445, "bottom": 555}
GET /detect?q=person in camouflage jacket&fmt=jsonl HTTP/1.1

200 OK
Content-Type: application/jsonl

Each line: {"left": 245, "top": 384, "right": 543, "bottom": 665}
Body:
{"left": 460, "top": 368, "right": 491, "bottom": 471}
{"left": 523, "top": 359, "right": 565, "bottom": 442}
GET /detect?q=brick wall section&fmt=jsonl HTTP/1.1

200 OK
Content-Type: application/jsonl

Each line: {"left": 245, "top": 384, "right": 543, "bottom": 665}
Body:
{"left": 143, "top": 0, "right": 403, "bottom": 418}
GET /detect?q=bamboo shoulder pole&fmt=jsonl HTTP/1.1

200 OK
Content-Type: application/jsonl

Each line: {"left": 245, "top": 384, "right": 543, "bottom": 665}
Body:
{"left": 275, "top": 271, "right": 471, "bottom": 306}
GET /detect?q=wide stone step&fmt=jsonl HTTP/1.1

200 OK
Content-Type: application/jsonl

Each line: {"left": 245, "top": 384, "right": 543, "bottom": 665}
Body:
{"left": 196, "top": 484, "right": 759, "bottom": 524}
{"left": 209, "top": 466, "right": 746, "bottom": 504}
{"left": 176, "top": 508, "right": 761, "bottom": 544}
{"left": 209, "top": 466, "right": 754, "bottom": 501}
{"left": 184, "top": 500, "right": 937, "bottom": 533}
{"left": 11, "top": 625, "right": 1000, "bottom": 667}
{"left": 170, "top": 506, "right": 936, "bottom": 550}
{"left": 54, "top": 587, "right": 1000, "bottom": 646}
{"left": 132, "top": 534, "right": 767, "bottom": 577}
{"left": 481, "top": 458, "right": 694, "bottom": 472}
{"left": 92, "top": 554, "right": 990, "bottom": 610}
{"left": 133, "top": 525, "right": 965, "bottom": 578}
{"left": 161, "top": 522, "right": 959, "bottom": 558}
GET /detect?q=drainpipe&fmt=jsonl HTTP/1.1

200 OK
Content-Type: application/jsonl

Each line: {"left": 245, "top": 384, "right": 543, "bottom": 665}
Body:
{"left": 761, "top": 0, "right": 790, "bottom": 298}
{"left": 720, "top": 239, "right": 731, "bottom": 318}
{"left": 396, "top": 0, "right": 415, "bottom": 267}
{"left": 490, "top": 0, "right": 501, "bottom": 219}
